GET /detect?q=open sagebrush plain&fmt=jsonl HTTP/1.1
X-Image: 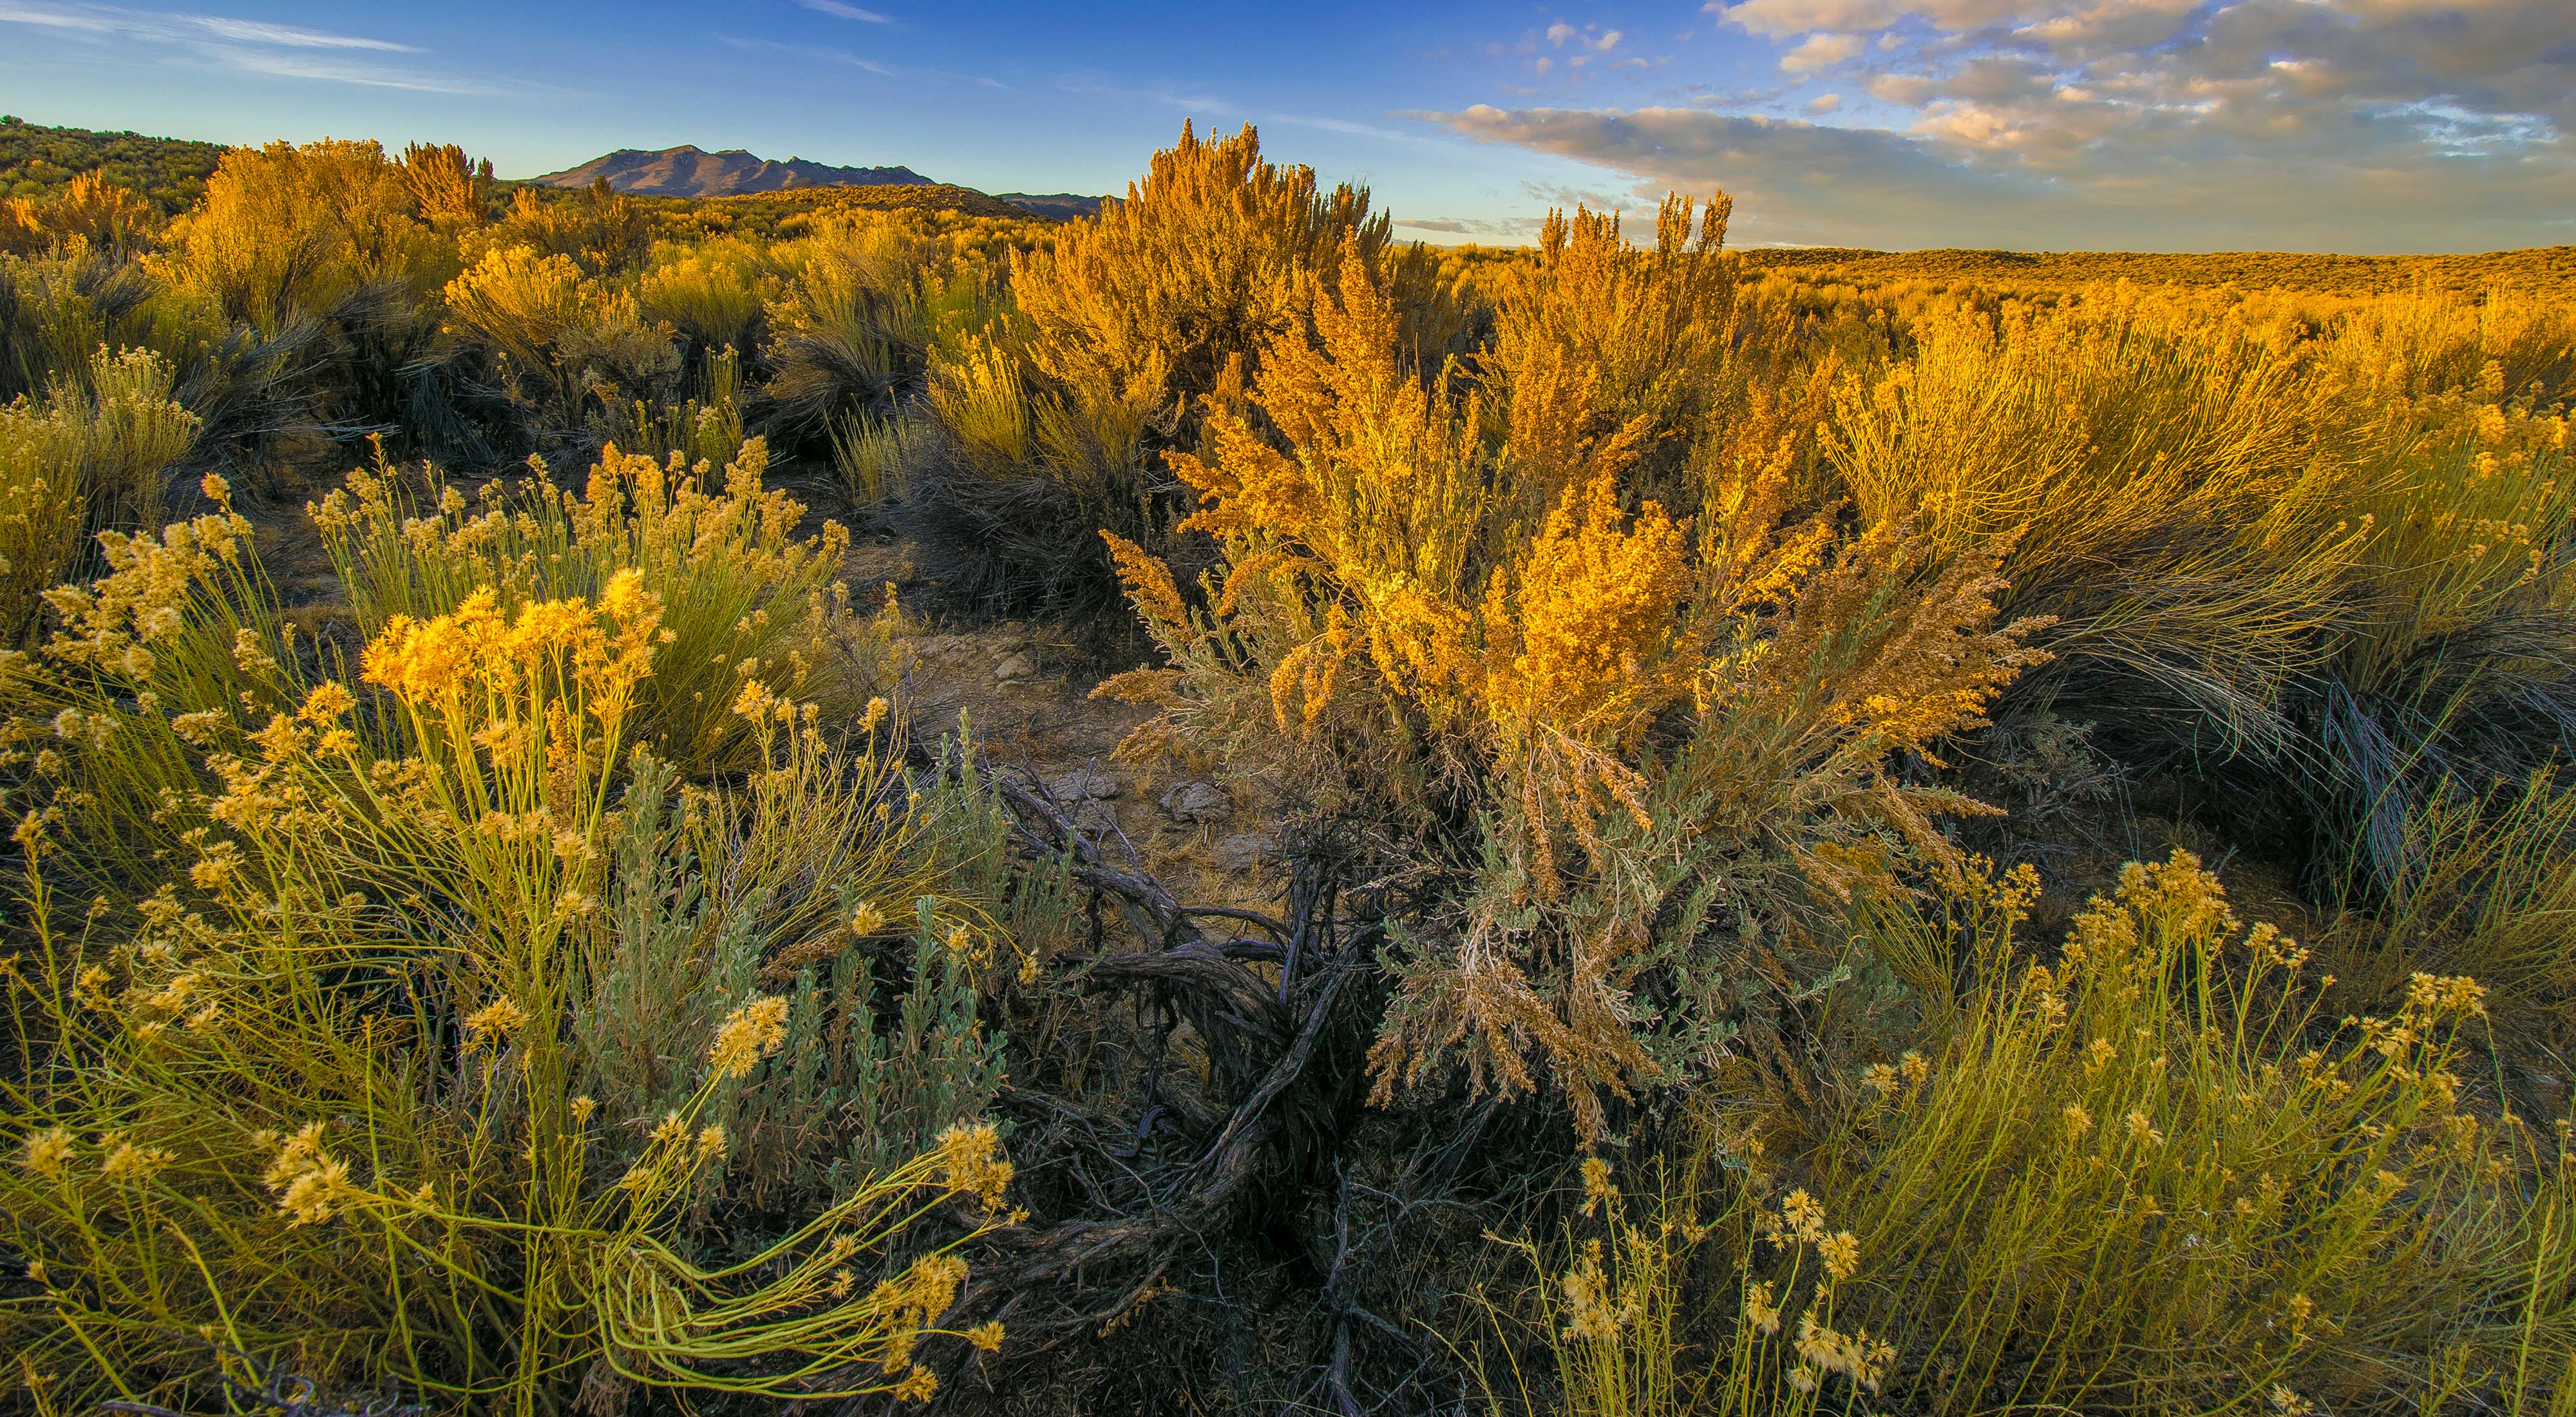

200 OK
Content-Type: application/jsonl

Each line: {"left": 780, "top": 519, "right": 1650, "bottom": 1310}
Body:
{"left": 3, "top": 115, "right": 2576, "bottom": 1416}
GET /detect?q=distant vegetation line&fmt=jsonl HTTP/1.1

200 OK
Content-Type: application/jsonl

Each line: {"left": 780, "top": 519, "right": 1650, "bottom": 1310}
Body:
{"left": 1734, "top": 243, "right": 2576, "bottom": 298}
{"left": 1, "top": 119, "right": 1103, "bottom": 225}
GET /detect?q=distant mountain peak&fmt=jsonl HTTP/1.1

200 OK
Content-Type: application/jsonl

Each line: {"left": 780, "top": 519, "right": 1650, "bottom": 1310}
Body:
{"left": 533, "top": 144, "right": 933, "bottom": 197}
{"left": 530, "top": 143, "right": 1108, "bottom": 220}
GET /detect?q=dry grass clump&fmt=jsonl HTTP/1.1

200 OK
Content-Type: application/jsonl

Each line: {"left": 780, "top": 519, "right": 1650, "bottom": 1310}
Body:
{"left": 1826, "top": 290, "right": 2354, "bottom": 756}
{"left": 1821, "top": 279, "right": 2576, "bottom": 888}
{"left": 2326, "top": 774, "right": 2576, "bottom": 1035}
{"left": 761, "top": 214, "right": 1003, "bottom": 491}
{"left": 1478, "top": 855, "right": 2574, "bottom": 1416}
{"left": 2313, "top": 354, "right": 2576, "bottom": 877}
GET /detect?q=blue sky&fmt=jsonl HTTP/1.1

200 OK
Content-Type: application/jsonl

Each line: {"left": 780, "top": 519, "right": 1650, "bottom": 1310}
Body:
{"left": 2, "top": 0, "right": 2569, "bottom": 252}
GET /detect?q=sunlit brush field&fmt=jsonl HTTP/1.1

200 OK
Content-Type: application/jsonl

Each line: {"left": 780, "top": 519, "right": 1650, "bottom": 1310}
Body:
{"left": 5, "top": 118, "right": 2576, "bottom": 1417}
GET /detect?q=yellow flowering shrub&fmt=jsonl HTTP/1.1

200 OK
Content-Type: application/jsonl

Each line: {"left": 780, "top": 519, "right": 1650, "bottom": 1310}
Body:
{"left": 1488, "top": 1157, "right": 1891, "bottom": 1417}
{"left": 1828, "top": 290, "right": 2362, "bottom": 757}
{"left": 906, "top": 122, "right": 1405, "bottom": 611}
{"left": 152, "top": 138, "right": 453, "bottom": 334}
{"left": 0, "top": 484, "right": 1023, "bottom": 1411}
{"left": 312, "top": 436, "right": 885, "bottom": 775}
{"left": 1106, "top": 240, "right": 2045, "bottom": 1137}
{"left": 1821, "top": 851, "right": 2573, "bottom": 1411}
{"left": 0, "top": 172, "right": 158, "bottom": 258}
{"left": 0, "top": 347, "right": 197, "bottom": 645}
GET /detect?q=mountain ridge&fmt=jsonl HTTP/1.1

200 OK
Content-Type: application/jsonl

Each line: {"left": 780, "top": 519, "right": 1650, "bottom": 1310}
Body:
{"left": 534, "top": 144, "right": 931, "bottom": 196}
{"left": 533, "top": 144, "right": 1106, "bottom": 219}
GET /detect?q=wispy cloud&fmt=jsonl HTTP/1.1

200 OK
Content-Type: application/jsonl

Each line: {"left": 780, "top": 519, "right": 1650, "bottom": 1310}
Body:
{"left": 1396, "top": 213, "right": 1539, "bottom": 238}
{"left": 721, "top": 32, "right": 892, "bottom": 75}
{"left": 794, "top": 0, "right": 893, "bottom": 22}
{"left": 0, "top": 1, "right": 495, "bottom": 91}
{"left": 209, "top": 45, "right": 491, "bottom": 93}
{"left": 185, "top": 15, "right": 418, "bottom": 51}
{"left": 0, "top": 3, "right": 416, "bottom": 50}
{"left": 719, "top": 32, "right": 1004, "bottom": 88}
{"left": 1058, "top": 74, "right": 1242, "bottom": 119}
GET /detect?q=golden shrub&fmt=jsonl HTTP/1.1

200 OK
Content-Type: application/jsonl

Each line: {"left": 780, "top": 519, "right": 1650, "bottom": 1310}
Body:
{"left": 397, "top": 141, "right": 493, "bottom": 231}
{"left": 1108, "top": 242, "right": 2045, "bottom": 1136}
{"left": 155, "top": 138, "right": 453, "bottom": 330}
{"left": 0, "top": 173, "right": 156, "bottom": 256}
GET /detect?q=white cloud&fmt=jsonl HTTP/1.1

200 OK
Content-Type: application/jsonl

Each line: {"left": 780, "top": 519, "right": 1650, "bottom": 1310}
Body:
{"left": 208, "top": 45, "right": 493, "bottom": 93}
{"left": 719, "top": 33, "right": 892, "bottom": 74}
{"left": 1866, "top": 72, "right": 1938, "bottom": 104}
{"left": 794, "top": 0, "right": 893, "bottom": 21}
{"left": 185, "top": 15, "right": 419, "bottom": 51}
{"left": 1421, "top": 90, "right": 2573, "bottom": 251}
{"left": 1779, "top": 32, "right": 1862, "bottom": 74}
{"left": 1452, "top": 0, "right": 2571, "bottom": 250}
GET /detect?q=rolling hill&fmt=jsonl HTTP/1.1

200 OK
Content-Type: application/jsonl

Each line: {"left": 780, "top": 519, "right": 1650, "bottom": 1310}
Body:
{"left": 0, "top": 115, "right": 228, "bottom": 211}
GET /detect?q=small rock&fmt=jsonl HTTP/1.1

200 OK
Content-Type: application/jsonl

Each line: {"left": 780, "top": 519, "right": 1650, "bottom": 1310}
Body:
{"left": 1159, "top": 780, "right": 1232, "bottom": 824}
{"left": 1072, "top": 799, "right": 1120, "bottom": 835}
{"left": 992, "top": 651, "right": 1039, "bottom": 683}
{"left": 1214, "top": 832, "right": 1277, "bottom": 872}
{"left": 1050, "top": 768, "right": 1124, "bottom": 803}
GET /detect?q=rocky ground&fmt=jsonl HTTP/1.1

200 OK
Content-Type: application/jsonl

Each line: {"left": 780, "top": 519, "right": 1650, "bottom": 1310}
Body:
{"left": 847, "top": 529, "right": 1285, "bottom": 917}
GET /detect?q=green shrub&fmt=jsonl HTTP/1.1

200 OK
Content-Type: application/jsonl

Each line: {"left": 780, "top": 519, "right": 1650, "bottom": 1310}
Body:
{"left": 0, "top": 346, "right": 196, "bottom": 644}
{"left": 1825, "top": 853, "right": 2571, "bottom": 1412}
{"left": 1, "top": 443, "right": 1027, "bottom": 1413}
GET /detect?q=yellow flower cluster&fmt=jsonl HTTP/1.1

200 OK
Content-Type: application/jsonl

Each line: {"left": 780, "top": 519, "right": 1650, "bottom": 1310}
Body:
{"left": 934, "top": 1121, "right": 1014, "bottom": 1211}
{"left": 1792, "top": 1309, "right": 1893, "bottom": 1394}
{"left": 709, "top": 994, "right": 791, "bottom": 1080}
{"left": 40, "top": 506, "right": 255, "bottom": 680}
{"left": 361, "top": 570, "right": 663, "bottom": 713}
{"left": 19, "top": 1127, "right": 75, "bottom": 1181}
{"left": 1487, "top": 470, "right": 1692, "bottom": 739}
{"left": 1745, "top": 1190, "right": 1891, "bottom": 1393}
{"left": 263, "top": 1123, "right": 353, "bottom": 1226}
{"left": 871, "top": 1250, "right": 969, "bottom": 1375}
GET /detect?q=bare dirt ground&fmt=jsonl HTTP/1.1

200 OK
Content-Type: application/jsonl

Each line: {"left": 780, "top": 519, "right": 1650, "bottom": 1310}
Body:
{"left": 844, "top": 530, "right": 1286, "bottom": 917}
